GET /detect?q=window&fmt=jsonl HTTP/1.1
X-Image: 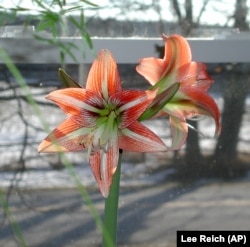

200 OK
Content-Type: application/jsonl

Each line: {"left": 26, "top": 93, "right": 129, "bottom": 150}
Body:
{"left": 0, "top": 1, "right": 250, "bottom": 246}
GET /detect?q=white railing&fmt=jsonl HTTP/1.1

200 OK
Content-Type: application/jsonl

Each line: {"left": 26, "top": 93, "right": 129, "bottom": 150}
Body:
{"left": 0, "top": 35, "right": 250, "bottom": 64}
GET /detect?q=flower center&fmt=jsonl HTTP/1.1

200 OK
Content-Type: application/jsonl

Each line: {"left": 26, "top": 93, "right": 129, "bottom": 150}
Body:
{"left": 83, "top": 105, "right": 119, "bottom": 156}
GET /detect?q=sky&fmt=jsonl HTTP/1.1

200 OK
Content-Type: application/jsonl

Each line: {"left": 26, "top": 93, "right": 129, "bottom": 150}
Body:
{"left": 92, "top": 0, "right": 236, "bottom": 26}
{"left": 0, "top": 0, "right": 249, "bottom": 26}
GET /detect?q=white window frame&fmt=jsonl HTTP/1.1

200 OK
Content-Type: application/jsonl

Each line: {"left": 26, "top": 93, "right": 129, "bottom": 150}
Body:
{"left": 0, "top": 36, "right": 250, "bottom": 64}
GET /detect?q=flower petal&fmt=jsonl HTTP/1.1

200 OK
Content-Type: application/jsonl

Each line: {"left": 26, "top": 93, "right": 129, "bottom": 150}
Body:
{"left": 136, "top": 34, "right": 192, "bottom": 85}
{"left": 38, "top": 118, "right": 90, "bottom": 153}
{"left": 136, "top": 57, "right": 166, "bottom": 85}
{"left": 46, "top": 88, "right": 103, "bottom": 126}
{"left": 119, "top": 121, "right": 167, "bottom": 152}
{"left": 161, "top": 34, "right": 192, "bottom": 78}
{"left": 86, "top": 49, "right": 122, "bottom": 99}
{"left": 180, "top": 62, "right": 214, "bottom": 91}
{"left": 165, "top": 88, "right": 221, "bottom": 136}
{"left": 110, "top": 89, "right": 157, "bottom": 128}
{"left": 182, "top": 88, "right": 221, "bottom": 136}
{"left": 169, "top": 116, "right": 188, "bottom": 150}
{"left": 89, "top": 145, "right": 119, "bottom": 198}
{"left": 165, "top": 101, "right": 202, "bottom": 120}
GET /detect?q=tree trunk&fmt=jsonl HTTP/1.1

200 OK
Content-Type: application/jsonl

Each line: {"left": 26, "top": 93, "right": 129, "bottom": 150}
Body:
{"left": 234, "top": 0, "right": 249, "bottom": 30}
{"left": 171, "top": 0, "right": 194, "bottom": 35}
{"left": 213, "top": 0, "right": 249, "bottom": 176}
{"left": 185, "top": 121, "right": 202, "bottom": 165}
{"left": 214, "top": 69, "right": 248, "bottom": 175}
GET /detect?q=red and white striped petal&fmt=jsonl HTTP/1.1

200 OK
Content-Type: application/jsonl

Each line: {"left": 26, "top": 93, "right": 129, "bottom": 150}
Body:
{"left": 111, "top": 89, "right": 157, "bottom": 128}
{"left": 38, "top": 118, "right": 90, "bottom": 153}
{"left": 86, "top": 50, "right": 122, "bottom": 99}
{"left": 46, "top": 88, "right": 104, "bottom": 126}
{"left": 89, "top": 144, "right": 119, "bottom": 198}
{"left": 118, "top": 121, "right": 167, "bottom": 152}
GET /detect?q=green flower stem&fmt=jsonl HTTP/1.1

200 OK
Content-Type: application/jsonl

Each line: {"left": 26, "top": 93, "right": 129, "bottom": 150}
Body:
{"left": 102, "top": 149, "right": 123, "bottom": 247}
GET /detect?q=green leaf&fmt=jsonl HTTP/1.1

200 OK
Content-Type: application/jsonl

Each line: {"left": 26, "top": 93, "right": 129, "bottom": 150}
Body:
{"left": 32, "top": 0, "right": 50, "bottom": 11}
{"left": 84, "top": 32, "right": 93, "bottom": 49}
{"left": 59, "top": 42, "right": 79, "bottom": 63}
{"left": 139, "top": 83, "right": 180, "bottom": 121}
{"left": 36, "top": 11, "right": 60, "bottom": 32}
{"left": 79, "top": 0, "right": 98, "bottom": 7}
{"left": 58, "top": 68, "right": 82, "bottom": 88}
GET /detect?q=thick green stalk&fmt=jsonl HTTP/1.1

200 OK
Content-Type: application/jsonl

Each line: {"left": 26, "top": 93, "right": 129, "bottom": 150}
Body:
{"left": 102, "top": 149, "right": 123, "bottom": 247}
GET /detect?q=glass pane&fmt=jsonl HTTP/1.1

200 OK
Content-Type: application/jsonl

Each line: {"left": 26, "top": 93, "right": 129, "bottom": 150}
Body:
{"left": 1, "top": 0, "right": 250, "bottom": 246}
{"left": 0, "top": 62, "right": 250, "bottom": 246}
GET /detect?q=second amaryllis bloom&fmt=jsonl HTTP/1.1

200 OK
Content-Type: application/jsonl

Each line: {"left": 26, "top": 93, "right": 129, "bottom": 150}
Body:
{"left": 38, "top": 50, "right": 167, "bottom": 198}
{"left": 136, "top": 34, "right": 221, "bottom": 150}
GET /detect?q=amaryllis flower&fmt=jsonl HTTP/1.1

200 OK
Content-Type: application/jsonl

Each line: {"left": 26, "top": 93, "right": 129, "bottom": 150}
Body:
{"left": 38, "top": 49, "right": 167, "bottom": 197}
{"left": 136, "top": 34, "right": 221, "bottom": 150}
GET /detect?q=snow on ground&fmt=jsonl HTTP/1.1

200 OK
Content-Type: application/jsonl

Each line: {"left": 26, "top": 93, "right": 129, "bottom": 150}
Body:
{"left": 0, "top": 87, "right": 249, "bottom": 189}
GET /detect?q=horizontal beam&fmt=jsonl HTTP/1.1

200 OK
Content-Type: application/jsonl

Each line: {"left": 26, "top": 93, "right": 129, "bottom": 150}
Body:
{"left": 0, "top": 37, "right": 250, "bottom": 64}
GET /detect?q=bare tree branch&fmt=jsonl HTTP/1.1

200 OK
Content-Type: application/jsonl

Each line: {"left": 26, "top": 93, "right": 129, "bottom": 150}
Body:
{"left": 196, "top": 0, "right": 210, "bottom": 24}
{"left": 171, "top": 0, "right": 182, "bottom": 22}
{"left": 185, "top": 0, "right": 193, "bottom": 22}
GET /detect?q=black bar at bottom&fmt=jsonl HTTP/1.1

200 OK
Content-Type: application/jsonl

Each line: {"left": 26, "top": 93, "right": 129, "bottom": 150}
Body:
{"left": 177, "top": 231, "right": 250, "bottom": 247}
